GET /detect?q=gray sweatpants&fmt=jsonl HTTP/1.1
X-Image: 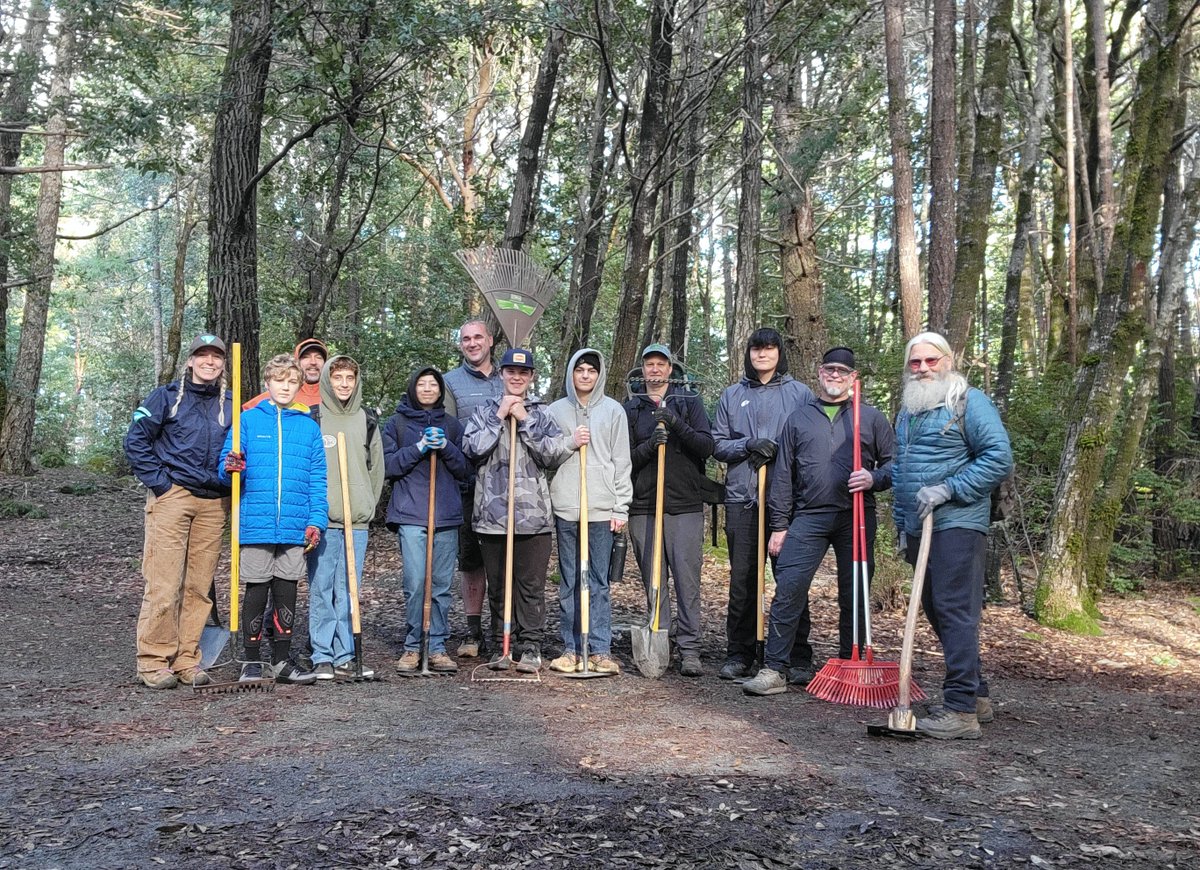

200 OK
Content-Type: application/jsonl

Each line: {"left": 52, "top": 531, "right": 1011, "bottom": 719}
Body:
{"left": 628, "top": 511, "right": 704, "bottom": 656}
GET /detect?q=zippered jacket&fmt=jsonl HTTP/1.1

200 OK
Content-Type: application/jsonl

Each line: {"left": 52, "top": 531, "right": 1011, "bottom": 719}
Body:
{"left": 463, "top": 395, "right": 572, "bottom": 534}
{"left": 125, "top": 380, "right": 232, "bottom": 499}
{"left": 382, "top": 367, "right": 471, "bottom": 529}
{"left": 443, "top": 361, "right": 503, "bottom": 423}
{"left": 712, "top": 374, "right": 813, "bottom": 505}
{"left": 767, "top": 393, "right": 894, "bottom": 530}
{"left": 623, "top": 376, "right": 714, "bottom": 516}
{"left": 317, "top": 355, "right": 385, "bottom": 529}
{"left": 219, "top": 402, "right": 328, "bottom": 544}
{"left": 892, "top": 387, "right": 1012, "bottom": 535}
{"left": 547, "top": 348, "right": 633, "bottom": 523}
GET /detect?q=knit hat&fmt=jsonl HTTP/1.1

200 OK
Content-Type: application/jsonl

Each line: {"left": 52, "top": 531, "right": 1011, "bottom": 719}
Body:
{"left": 575, "top": 351, "right": 602, "bottom": 371}
{"left": 822, "top": 347, "right": 856, "bottom": 369}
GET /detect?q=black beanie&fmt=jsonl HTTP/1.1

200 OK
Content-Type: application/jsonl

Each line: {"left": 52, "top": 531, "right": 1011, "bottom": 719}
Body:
{"left": 822, "top": 347, "right": 855, "bottom": 369}
{"left": 575, "top": 352, "right": 601, "bottom": 371}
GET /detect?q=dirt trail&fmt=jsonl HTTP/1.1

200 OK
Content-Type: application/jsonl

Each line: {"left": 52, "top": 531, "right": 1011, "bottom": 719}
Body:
{"left": 1, "top": 469, "right": 1198, "bottom": 868}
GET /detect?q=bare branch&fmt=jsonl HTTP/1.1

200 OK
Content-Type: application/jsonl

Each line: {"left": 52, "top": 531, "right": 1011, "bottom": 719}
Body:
{"left": 57, "top": 188, "right": 181, "bottom": 240}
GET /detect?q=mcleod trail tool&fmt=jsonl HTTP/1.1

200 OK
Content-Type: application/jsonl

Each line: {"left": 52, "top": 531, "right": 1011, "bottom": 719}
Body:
{"left": 869, "top": 513, "right": 933, "bottom": 738}
{"left": 632, "top": 422, "right": 670, "bottom": 679}
{"left": 565, "top": 444, "right": 615, "bottom": 680}
{"left": 454, "top": 247, "right": 559, "bottom": 348}
{"left": 336, "top": 432, "right": 376, "bottom": 682}
{"left": 407, "top": 451, "right": 449, "bottom": 678}
{"left": 194, "top": 342, "right": 274, "bottom": 695}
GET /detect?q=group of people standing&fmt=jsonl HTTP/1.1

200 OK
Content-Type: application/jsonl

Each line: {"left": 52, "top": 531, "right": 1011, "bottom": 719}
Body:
{"left": 126, "top": 320, "right": 1010, "bottom": 741}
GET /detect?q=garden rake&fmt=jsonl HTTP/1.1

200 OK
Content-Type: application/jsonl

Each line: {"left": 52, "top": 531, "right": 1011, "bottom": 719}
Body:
{"left": 454, "top": 247, "right": 559, "bottom": 348}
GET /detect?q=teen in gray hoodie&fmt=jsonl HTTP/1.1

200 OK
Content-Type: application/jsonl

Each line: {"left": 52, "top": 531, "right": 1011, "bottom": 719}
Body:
{"left": 547, "top": 349, "right": 633, "bottom": 673}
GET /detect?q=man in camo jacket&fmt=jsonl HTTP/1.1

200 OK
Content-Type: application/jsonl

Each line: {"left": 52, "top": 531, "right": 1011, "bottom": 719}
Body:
{"left": 462, "top": 347, "right": 574, "bottom": 673}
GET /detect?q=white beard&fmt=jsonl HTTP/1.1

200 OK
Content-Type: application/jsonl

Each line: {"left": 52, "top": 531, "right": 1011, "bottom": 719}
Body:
{"left": 901, "top": 373, "right": 952, "bottom": 414}
{"left": 823, "top": 382, "right": 849, "bottom": 399}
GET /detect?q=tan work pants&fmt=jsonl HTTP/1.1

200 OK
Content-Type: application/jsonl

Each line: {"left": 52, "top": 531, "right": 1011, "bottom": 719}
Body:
{"left": 136, "top": 486, "right": 229, "bottom": 673}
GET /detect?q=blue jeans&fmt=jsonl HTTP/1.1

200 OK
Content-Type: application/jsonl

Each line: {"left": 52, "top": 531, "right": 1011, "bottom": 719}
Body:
{"left": 555, "top": 517, "right": 614, "bottom": 655}
{"left": 398, "top": 525, "right": 459, "bottom": 653}
{"left": 308, "top": 528, "right": 368, "bottom": 666}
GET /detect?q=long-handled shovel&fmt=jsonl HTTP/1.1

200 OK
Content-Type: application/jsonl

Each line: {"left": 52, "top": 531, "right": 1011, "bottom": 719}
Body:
{"left": 632, "top": 423, "right": 670, "bottom": 678}
{"left": 869, "top": 513, "right": 933, "bottom": 737}
{"left": 566, "top": 444, "right": 615, "bottom": 681}
{"left": 409, "top": 452, "right": 450, "bottom": 678}
{"left": 336, "top": 432, "right": 375, "bottom": 682}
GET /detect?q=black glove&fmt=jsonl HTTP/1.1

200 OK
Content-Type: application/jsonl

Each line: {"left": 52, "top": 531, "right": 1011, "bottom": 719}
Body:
{"left": 652, "top": 426, "right": 669, "bottom": 447}
{"left": 652, "top": 407, "right": 680, "bottom": 431}
{"left": 746, "top": 438, "right": 777, "bottom": 460}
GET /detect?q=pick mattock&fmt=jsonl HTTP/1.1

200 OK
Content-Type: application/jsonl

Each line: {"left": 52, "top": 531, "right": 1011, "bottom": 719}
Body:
{"left": 454, "top": 247, "right": 559, "bottom": 349}
{"left": 335, "top": 432, "right": 377, "bottom": 682}
{"left": 194, "top": 341, "right": 274, "bottom": 695}
{"left": 565, "top": 443, "right": 615, "bottom": 680}
{"left": 869, "top": 513, "right": 933, "bottom": 738}
{"left": 406, "top": 451, "right": 450, "bottom": 678}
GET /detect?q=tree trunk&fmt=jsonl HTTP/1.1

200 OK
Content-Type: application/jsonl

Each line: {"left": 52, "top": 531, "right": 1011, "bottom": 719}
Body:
{"left": 926, "top": 0, "right": 956, "bottom": 326}
{"left": 882, "top": 0, "right": 922, "bottom": 340}
{"left": 1085, "top": 0, "right": 1116, "bottom": 267}
{"left": 642, "top": 178, "right": 672, "bottom": 351}
{"left": 945, "top": 0, "right": 1014, "bottom": 353}
{"left": 0, "top": 18, "right": 72, "bottom": 474}
{"left": 208, "top": 0, "right": 274, "bottom": 399}
{"left": 162, "top": 182, "right": 199, "bottom": 386}
{"left": 780, "top": 183, "right": 825, "bottom": 371}
{"left": 1036, "top": 0, "right": 1184, "bottom": 630}
{"left": 151, "top": 203, "right": 165, "bottom": 383}
{"left": 728, "top": 0, "right": 764, "bottom": 382}
{"left": 609, "top": 0, "right": 675, "bottom": 395}
{"left": 956, "top": 0, "right": 978, "bottom": 202}
{"left": 0, "top": 0, "right": 49, "bottom": 417}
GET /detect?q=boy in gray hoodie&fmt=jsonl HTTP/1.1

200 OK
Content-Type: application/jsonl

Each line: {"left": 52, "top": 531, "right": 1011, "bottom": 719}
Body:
{"left": 547, "top": 349, "right": 633, "bottom": 674}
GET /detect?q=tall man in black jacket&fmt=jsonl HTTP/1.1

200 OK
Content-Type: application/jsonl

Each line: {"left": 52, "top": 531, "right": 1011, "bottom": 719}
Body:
{"left": 624, "top": 344, "right": 715, "bottom": 677}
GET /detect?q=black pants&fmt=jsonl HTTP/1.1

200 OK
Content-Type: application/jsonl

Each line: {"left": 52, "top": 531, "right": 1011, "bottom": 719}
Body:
{"left": 724, "top": 502, "right": 783, "bottom": 665}
{"left": 906, "top": 527, "right": 988, "bottom": 712}
{"left": 478, "top": 532, "right": 552, "bottom": 652}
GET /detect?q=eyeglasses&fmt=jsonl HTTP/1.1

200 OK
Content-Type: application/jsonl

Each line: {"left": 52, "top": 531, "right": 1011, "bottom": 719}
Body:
{"left": 819, "top": 365, "right": 855, "bottom": 378}
{"left": 908, "top": 355, "right": 945, "bottom": 371}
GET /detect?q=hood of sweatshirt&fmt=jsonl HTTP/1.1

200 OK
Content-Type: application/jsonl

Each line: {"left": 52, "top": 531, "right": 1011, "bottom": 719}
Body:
{"left": 563, "top": 347, "right": 608, "bottom": 409}
{"left": 318, "top": 354, "right": 364, "bottom": 418}
{"left": 396, "top": 366, "right": 449, "bottom": 422}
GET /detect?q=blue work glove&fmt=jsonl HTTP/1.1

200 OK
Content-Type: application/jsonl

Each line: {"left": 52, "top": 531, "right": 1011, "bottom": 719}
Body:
{"left": 424, "top": 426, "right": 446, "bottom": 450}
{"left": 916, "top": 483, "right": 952, "bottom": 519}
{"left": 417, "top": 435, "right": 432, "bottom": 454}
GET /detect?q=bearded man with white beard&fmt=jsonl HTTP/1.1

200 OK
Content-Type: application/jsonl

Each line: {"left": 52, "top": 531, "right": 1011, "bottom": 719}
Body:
{"left": 742, "top": 347, "right": 895, "bottom": 697}
{"left": 892, "top": 331, "right": 1012, "bottom": 739}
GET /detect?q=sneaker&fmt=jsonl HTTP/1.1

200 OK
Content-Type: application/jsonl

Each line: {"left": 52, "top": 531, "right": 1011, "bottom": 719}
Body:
{"left": 429, "top": 652, "right": 458, "bottom": 673}
{"left": 516, "top": 648, "right": 542, "bottom": 673}
{"left": 787, "top": 665, "right": 817, "bottom": 687}
{"left": 550, "top": 653, "right": 581, "bottom": 673}
{"left": 679, "top": 656, "right": 704, "bottom": 678}
{"left": 239, "top": 662, "right": 264, "bottom": 683}
{"left": 742, "top": 667, "right": 788, "bottom": 696}
{"left": 275, "top": 661, "right": 318, "bottom": 685}
{"left": 916, "top": 708, "right": 981, "bottom": 740}
{"left": 312, "top": 662, "right": 336, "bottom": 681}
{"left": 334, "top": 661, "right": 376, "bottom": 680}
{"left": 175, "top": 666, "right": 210, "bottom": 687}
{"left": 587, "top": 654, "right": 620, "bottom": 674}
{"left": 457, "top": 634, "right": 483, "bottom": 658}
{"left": 139, "top": 668, "right": 178, "bottom": 690}
{"left": 719, "top": 659, "right": 751, "bottom": 680}
{"left": 395, "top": 651, "right": 420, "bottom": 674}
{"left": 976, "top": 697, "right": 995, "bottom": 724}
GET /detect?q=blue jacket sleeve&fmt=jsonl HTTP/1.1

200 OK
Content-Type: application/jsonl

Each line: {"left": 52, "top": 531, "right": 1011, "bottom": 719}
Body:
{"left": 124, "top": 389, "right": 172, "bottom": 496}
{"left": 217, "top": 422, "right": 236, "bottom": 485}
{"left": 383, "top": 415, "right": 426, "bottom": 480}
{"left": 946, "top": 390, "right": 1013, "bottom": 504}
{"left": 308, "top": 428, "right": 329, "bottom": 531}
{"left": 711, "top": 387, "right": 749, "bottom": 464}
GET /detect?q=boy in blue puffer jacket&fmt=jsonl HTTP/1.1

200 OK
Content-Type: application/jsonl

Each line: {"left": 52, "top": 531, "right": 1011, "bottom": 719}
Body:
{"left": 382, "top": 367, "right": 471, "bottom": 674}
{"left": 220, "top": 353, "right": 328, "bottom": 685}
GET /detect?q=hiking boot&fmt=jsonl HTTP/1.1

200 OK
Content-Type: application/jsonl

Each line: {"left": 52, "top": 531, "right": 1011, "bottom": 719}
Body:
{"left": 788, "top": 665, "right": 817, "bottom": 687}
{"left": 587, "top": 654, "right": 620, "bottom": 675}
{"left": 275, "top": 661, "right": 317, "bottom": 685}
{"left": 395, "top": 651, "right": 420, "bottom": 674}
{"left": 742, "top": 667, "right": 788, "bottom": 696}
{"left": 175, "top": 666, "right": 210, "bottom": 687}
{"left": 679, "top": 656, "right": 704, "bottom": 677}
{"left": 139, "top": 668, "right": 177, "bottom": 690}
{"left": 976, "top": 697, "right": 995, "bottom": 724}
{"left": 550, "top": 652, "right": 581, "bottom": 673}
{"left": 429, "top": 652, "right": 458, "bottom": 673}
{"left": 313, "top": 662, "right": 336, "bottom": 681}
{"left": 516, "top": 647, "right": 542, "bottom": 673}
{"left": 718, "top": 659, "right": 751, "bottom": 681}
{"left": 457, "top": 634, "right": 484, "bottom": 658}
{"left": 916, "top": 708, "right": 981, "bottom": 740}
{"left": 334, "top": 661, "right": 375, "bottom": 680}
{"left": 239, "top": 662, "right": 264, "bottom": 683}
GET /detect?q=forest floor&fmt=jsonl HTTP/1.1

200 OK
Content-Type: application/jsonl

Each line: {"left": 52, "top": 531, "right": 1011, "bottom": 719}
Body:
{"left": 1, "top": 469, "right": 1199, "bottom": 869}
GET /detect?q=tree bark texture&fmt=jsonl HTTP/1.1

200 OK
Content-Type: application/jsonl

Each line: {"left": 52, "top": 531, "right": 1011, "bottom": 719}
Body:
{"left": 780, "top": 183, "right": 825, "bottom": 373}
{"left": 0, "top": 18, "right": 72, "bottom": 474}
{"left": 208, "top": 0, "right": 274, "bottom": 399}
{"left": 1085, "top": 0, "right": 1116, "bottom": 268}
{"left": 162, "top": 183, "right": 199, "bottom": 386}
{"left": 926, "top": 0, "right": 956, "bottom": 327}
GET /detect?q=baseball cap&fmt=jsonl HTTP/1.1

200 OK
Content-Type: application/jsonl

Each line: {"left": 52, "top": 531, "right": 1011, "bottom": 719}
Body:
{"left": 641, "top": 343, "right": 672, "bottom": 361}
{"left": 500, "top": 347, "right": 536, "bottom": 370}
{"left": 187, "top": 333, "right": 226, "bottom": 356}
{"left": 296, "top": 338, "right": 328, "bottom": 360}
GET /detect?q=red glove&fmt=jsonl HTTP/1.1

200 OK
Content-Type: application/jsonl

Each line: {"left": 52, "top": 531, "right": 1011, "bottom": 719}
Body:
{"left": 304, "top": 526, "right": 321, "bottom": 552}
{"left": 224, "top": 451, "right": 246, "bottom": 473}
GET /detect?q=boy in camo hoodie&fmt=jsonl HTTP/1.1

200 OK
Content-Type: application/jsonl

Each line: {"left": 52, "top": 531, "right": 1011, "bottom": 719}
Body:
{"left": 462, "top": 348, "right": 573, "bottom": 673}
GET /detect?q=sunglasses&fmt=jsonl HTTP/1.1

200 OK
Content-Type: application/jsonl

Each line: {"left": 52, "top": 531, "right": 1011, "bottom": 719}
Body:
{"left": 819, "top": 365, "right": 855, "bottom": 378}
{"left": 908, "top": 355, "right": 945, "bottom": 371}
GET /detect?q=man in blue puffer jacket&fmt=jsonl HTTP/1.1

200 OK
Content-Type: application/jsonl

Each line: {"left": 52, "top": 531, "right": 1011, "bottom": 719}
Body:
{"left": 219, "top": 353, "right": 328, "bottom": 685}
{"left": 893, "top": 332, "right": 1012, "bottom": 740}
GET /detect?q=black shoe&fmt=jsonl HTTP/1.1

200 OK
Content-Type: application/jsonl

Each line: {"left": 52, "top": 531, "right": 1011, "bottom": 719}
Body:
{"left": 680, "top": 656, "right": 704, "bottom": 677}
{"left": 788, "top": 665, "right": 816, "bottom": 687}
{"left": 273, "top": 660, "right": 317, "bottom": 685}
{"left": 239, "top": 662, "right": 263, "bottom": 683}
{"left": 516, "top": 646, "right": 542, "bottom": 674}
{"left": 719, "top": 660, "right": 751, "bottom": 681}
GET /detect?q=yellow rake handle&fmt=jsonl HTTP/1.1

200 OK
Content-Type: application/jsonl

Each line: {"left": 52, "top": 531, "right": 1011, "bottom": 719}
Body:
{"left": 230, "top": 342, "right": 241, "bottom": 634}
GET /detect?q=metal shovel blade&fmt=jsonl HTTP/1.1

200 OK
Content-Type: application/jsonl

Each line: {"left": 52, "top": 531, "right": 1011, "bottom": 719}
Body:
{"left": 631, "top": 623, "right": 670, "bottom": 679}
{"left": 198, "top": 625, "right": 228, "bottom": 670}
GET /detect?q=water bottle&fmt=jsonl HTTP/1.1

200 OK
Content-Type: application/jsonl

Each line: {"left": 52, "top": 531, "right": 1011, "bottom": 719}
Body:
{"left": 608, "top": 532, "right": 628, "bottom": 585}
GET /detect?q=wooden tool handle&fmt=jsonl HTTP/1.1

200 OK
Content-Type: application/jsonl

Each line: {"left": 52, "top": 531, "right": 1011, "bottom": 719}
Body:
{"left": 651, "top": 424, "right": 667, "bottom": 632}
{"left": 897, "top": 513, "right": 934, "bottom": 711}
{"left": 579, "top": 443, "right": 590, "bottom": 636}
{"left": 423, "top": 452, "right": 437, "bottom": 631}
{"left": 756, "top": 464, "right": 766, "bottom": 641}
{"left": 337, "top": 433, "right": 362, "bottom": 634}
